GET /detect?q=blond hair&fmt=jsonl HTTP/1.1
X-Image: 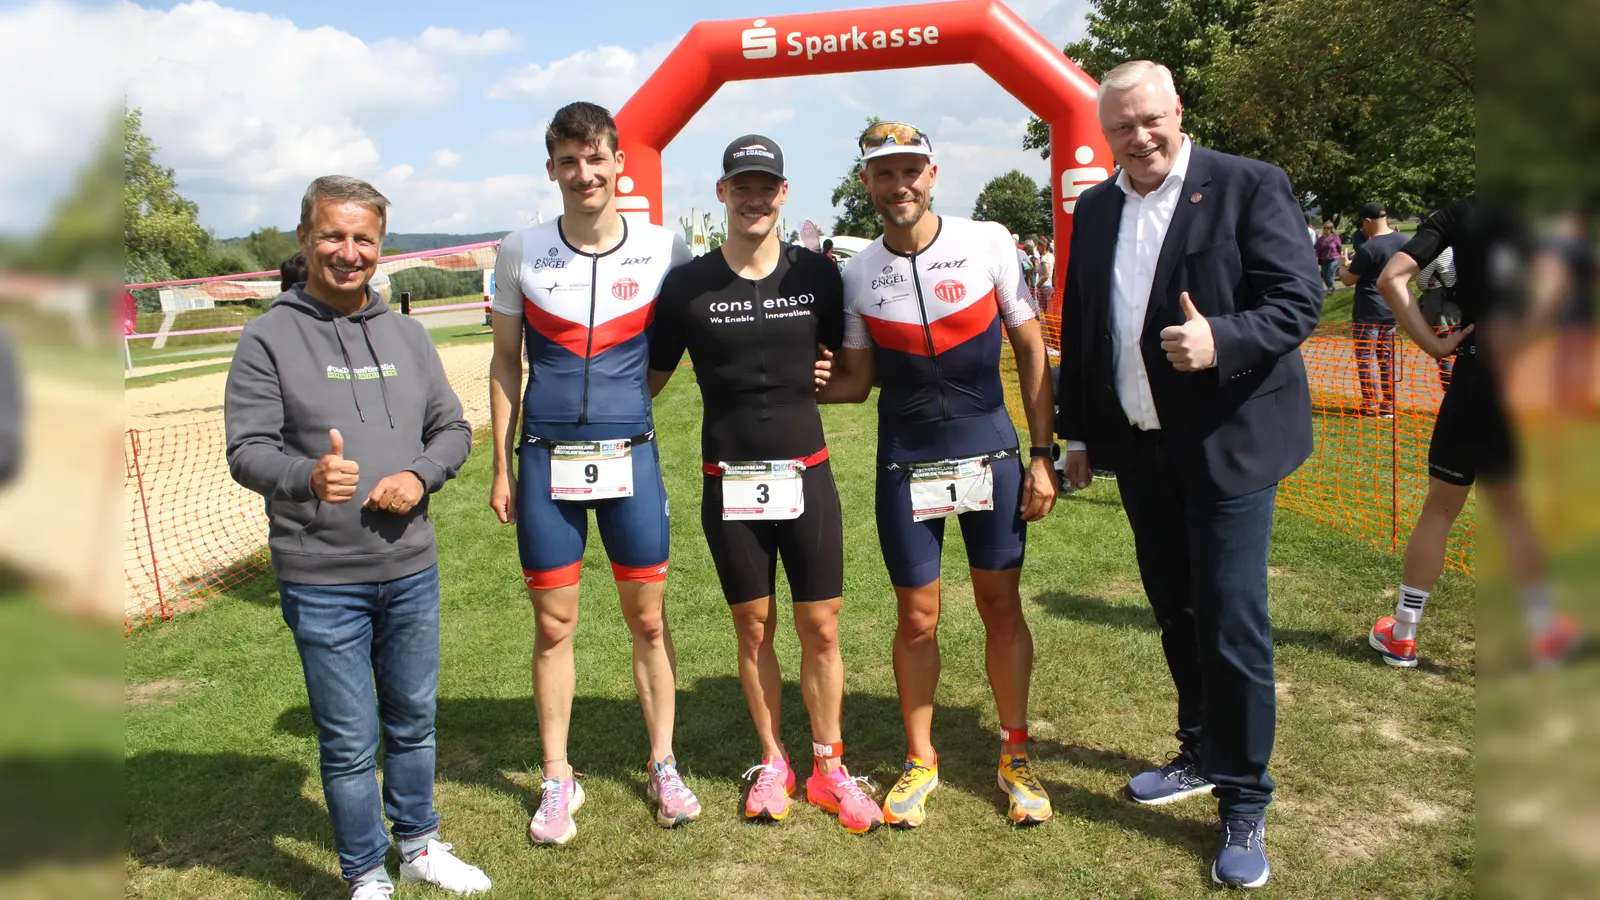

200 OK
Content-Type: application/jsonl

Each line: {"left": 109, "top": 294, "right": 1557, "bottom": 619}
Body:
{"left": 1097, "top": 60, "right": 1178, "bottom": 103}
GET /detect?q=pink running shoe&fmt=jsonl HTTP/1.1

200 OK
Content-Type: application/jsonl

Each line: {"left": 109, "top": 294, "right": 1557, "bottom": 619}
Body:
{"left": 742, "top": 754, "right": 796, "bottom": 822}
{"left": 646, "top": 756, "right": 702, "bottom": 828}
{"left": 1531, "top": 614, "right": 1581, "bottom": 667}
{"left": 529, "top": 777, "right": 584, "bottom": 846}
{"left": 805, "top": 762, "right": 884, "bottom": 834}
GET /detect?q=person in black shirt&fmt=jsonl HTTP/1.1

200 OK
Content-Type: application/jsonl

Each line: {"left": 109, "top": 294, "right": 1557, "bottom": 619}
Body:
{"left": 1366, "top": 195, "right": 1579, "bottom": 668}
{"left": 1338, "top": 202, "right": 1408, "bottom": 416}
{"left": 648, "top": 135, "right": 883, "bottom": 834}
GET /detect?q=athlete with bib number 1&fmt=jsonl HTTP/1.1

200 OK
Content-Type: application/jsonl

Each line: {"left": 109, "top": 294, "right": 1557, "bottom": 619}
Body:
{"left": 488, "top": 102, "right": 698, "bottom": 846}
{"left": 648, "top": 135, "right": 882, "bottom": 835}
{"left": 817, "top": 121, "right": 1059, "bottom": 828}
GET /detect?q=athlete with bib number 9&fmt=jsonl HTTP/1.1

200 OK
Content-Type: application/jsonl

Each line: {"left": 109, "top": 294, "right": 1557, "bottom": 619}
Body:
{"left": 648, "top": 135, "right": 881, "bottom": 835}
{"left": 817, "top": 121, "right": 1059, "bottom": 828}
{"left": 488, "top": 103, "right": 698, "bottom": 846}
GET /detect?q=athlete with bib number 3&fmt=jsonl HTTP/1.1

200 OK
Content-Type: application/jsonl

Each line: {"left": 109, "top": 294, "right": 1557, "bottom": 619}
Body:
{"left": 649, "top": 135, "right": 882, "bottom": 835}
{"left": 818, "top": 121, "right": 1059, "bottom": 828}
{"left": 488, "top": 103, "right": 698, "bottom": 846}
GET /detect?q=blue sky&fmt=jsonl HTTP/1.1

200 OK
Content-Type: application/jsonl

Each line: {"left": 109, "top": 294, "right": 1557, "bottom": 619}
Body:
{"left": 1, "top": 0, "right": 1092, "bottom": 240}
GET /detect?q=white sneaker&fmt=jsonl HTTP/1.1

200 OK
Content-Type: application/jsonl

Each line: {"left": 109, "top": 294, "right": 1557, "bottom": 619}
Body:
{"left": 350, "top": 881, "right": 395, "bottom": 899}
{"left": 398, "top": 838, "right": 492, "bottom": 895}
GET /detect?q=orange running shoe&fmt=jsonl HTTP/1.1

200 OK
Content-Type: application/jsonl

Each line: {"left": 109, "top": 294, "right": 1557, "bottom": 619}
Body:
{"left": 742, "top": 754, "right": 796, "bottom": 822}
{"left": 805, "top": 762, "right": 884, "bottom": 834}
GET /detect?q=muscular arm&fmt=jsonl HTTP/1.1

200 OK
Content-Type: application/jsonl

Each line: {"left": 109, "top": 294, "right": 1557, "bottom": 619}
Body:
{"left": 647, "top": 368, "right": 673, "bottom": 397}
{"left": 1379, "top": 252, "right": 1470, "bottom": 359}
{"left": 815, "top": 347, "right": 875, "bottom": 404}
{"left": 488, "top": 310, "right": 524, "bottom": 483}
{"left": 1006, "top": 318, "right": 1054, "bottom": 449}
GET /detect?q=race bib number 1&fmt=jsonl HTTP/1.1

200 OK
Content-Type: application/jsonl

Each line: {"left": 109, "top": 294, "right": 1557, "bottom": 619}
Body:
{"left": 908, "top": 456, "right": 994, "bottom": 522}
{"left": 550, "top": 440, "right": 633, "bottom": 499}
{"left": 721, "top": 461, "right": 805, "bottom": 521}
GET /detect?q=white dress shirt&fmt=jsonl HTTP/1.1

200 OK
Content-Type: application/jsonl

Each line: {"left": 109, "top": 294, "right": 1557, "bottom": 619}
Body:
{"left": 1111, "top": 136, "right": 1193, "bottom": 430}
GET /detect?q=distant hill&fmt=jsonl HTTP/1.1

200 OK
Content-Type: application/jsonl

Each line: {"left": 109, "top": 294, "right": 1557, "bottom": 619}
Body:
{"left": 383, "top": 232, "right": 505, "bottom": 254}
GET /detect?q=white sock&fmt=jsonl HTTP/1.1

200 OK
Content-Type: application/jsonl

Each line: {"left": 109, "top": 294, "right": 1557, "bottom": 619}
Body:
{"left": 1521, "top": 584, "right": 1554, "bottom": 635}
{"left": 1392, "top": 585, "right": 1428, "bottom": 641}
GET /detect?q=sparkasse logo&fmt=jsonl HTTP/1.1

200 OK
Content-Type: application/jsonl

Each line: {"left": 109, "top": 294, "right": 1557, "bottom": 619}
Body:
{"left": 742, "top": 19, "right": 778, "bottom": 59}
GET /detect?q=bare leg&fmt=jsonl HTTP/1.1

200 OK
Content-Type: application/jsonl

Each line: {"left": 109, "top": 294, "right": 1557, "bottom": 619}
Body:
{"left": 618, "top": 579, "right": 676, "bottom": 763}
{"left": 892, "top": 580, "right": 941, "bottom": 761}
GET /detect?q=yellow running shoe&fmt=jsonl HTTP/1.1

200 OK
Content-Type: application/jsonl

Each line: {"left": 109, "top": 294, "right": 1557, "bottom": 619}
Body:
{"left": 882, "top": 756, "right": 939, "bottom": 828}
{"left": 997, "top": 753, "right": 1052, "bottom": 824}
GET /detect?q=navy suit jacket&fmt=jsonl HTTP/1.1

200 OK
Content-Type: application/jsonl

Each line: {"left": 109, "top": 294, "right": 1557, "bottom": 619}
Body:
{"left": 1055, "top": 145, "right": 1323, "bottom": 501}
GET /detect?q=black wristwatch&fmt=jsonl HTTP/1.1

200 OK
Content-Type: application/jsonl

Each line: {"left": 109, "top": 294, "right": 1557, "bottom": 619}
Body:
{"left": 1029, "top": 445, "right": 1057, "bottom": 460}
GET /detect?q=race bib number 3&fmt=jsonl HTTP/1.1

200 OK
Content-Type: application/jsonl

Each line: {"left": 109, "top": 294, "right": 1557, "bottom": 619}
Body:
{"left": 721, "top": 461, "right": 805, "bottom": 521}
{"left": 908, "top": 456, "right": 994, "bottom": 522}
{"left": 550, "top": 440, "right": 633, "bottom": 499}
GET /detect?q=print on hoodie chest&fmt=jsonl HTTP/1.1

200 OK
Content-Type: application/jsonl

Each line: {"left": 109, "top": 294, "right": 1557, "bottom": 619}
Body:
{"left": 521, "top": 244, "right": 661, "bottom": 358}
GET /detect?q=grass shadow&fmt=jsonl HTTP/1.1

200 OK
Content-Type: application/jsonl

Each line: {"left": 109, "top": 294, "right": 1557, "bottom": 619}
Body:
{"left": 125, "top": 751, "right": 344, "bottom": 898}
{"left": 0, "top": 752, "right": 119, "bottom": 874}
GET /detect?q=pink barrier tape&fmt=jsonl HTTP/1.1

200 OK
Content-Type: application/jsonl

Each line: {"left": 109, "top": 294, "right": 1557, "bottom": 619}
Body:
{"left": 124, "top": 240, "right": 503, "bottom": 290}
{"left": 127, "top": 325, "right": 247, "bottom": 340}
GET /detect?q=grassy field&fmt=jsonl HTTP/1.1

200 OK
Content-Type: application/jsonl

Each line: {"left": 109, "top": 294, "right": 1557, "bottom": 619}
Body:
{"left": 124, "top": 377, "right": 1480, "bottom": 899}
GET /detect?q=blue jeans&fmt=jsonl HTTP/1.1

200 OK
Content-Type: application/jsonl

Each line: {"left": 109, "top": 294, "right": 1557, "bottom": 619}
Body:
{"left": 1114, "top": 430, "right": 1278, "bottom": 819}
{"left": 1352, "top": 322, "right": 1397, "bottom": 414}
{"left": 1319, "top": 259, "right": 1339, "bottom": 290}
{"left": 279, "top": 565, "right": 442, "bottom": 883}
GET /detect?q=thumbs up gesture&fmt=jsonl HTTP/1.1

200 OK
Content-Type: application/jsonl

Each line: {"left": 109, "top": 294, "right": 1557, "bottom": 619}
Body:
{"left": 1159, "top": 292, "right": 1216, "bottom": 372}
{"left": 311, "top": 428, "right": 361, "bottom": 503}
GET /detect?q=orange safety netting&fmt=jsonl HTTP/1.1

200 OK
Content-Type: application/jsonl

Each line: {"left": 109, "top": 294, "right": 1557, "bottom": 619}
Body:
{"left": 999, "top": 309, "right": 1473, "bottom": 574}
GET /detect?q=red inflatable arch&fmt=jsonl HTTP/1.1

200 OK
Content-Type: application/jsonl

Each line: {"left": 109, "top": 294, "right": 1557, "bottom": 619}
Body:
{"left": 612, "top": 0, "right": 1111, "bottom": 308}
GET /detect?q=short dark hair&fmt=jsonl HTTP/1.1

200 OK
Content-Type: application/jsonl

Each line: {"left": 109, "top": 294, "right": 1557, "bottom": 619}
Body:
{"left": 299, "top": 175, "right": 390, "bottom": 237}
{"left": 279, "top": 252, "right": 308, "bottom": 293}
{"left": 545, "top": 102, "right": 618, "bottom": 157}
{"left": 823, "top": 239, "right": 834, "bottom": 251}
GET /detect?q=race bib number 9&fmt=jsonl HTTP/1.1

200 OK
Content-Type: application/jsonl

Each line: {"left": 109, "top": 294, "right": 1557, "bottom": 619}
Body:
{"left": 550, "top": 440, "right": 633, "bottom": 499}
{"left": 721, "top": 461, "right": 805, "bottom": 521}
{"left": 908, "top": 456, "right": 994, "bottom": 522}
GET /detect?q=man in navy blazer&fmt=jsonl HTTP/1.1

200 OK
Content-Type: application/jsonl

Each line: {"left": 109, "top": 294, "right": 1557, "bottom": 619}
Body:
{"left": 1056, "top": 61, "right": 1322, "bottom": 889}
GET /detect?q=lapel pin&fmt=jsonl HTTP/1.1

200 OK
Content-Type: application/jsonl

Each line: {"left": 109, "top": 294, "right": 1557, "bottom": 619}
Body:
{"left": 1190, "top": 192, "right": 1203, "bottom": 204}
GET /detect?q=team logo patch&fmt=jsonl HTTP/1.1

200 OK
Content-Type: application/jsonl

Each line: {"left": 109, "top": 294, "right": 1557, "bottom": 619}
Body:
{"left": 934, "top": 279, "right": 966, "bottom": 303}
{"left": 548, "top": 247, "right": 559, "bottom": 257}
{"left": 612, "top": 278, "right": 640, "bottom": 301}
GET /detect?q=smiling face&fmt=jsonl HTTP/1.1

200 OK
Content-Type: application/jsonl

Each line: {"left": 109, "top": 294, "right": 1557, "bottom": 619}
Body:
{"left": 717, "top": 171, "right": 786, "bottom": 242}
{"left": 862, "top": 153, "right": 936, "bottom": 230}
{"left": 546, "top": 138, "right": 623, "bottom": 216}
{"left": 1098, "top": 74, "right": 1185, "bottom": 196}
{"left": 297, "top": 199, "right": 382, "bottom": 309}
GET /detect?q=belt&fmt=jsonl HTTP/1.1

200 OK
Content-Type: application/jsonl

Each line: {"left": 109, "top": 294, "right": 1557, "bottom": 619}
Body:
{"left": 524, "top": 429, "right": 655, "bottom": 449}
{"left": 703, "top": 446, "right": 829, "bottom": 476}
{"left": 880, "top": 447, "right": 1018, "bottom": 472}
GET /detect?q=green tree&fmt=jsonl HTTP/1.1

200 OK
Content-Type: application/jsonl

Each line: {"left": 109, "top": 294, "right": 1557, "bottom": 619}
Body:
{"left": 973, "top": 170, "right": 1044, "bottom": 239}
{"left": 1206, "top": 0, "right": 1473, "bottom": 219}
{"left": 830, "top": 116, "right": 884, "bottom": 239}
{"left": 29, "top": 109, "right": 122, "bottom": 277}
{"left": 124, "top": 107, "right": 213, "bottom": 283}
{"left": 237, "top": 227, "right": 300, "bottom": 272}
{"left": 1022, "top": 0, "right": 1263, "bottom": 158}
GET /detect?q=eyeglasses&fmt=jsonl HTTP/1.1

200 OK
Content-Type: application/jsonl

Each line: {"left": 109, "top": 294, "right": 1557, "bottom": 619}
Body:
{"left": 858, "top": 121, "right": 933, "bottom": 157}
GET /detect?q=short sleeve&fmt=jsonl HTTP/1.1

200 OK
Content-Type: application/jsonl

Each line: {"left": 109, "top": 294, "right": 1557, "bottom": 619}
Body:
{"left": 840, "top": 265, "right": 873, "bottom": 350}
{"left": 490, "top": 230, "right": 525, "bottom": 317}
{"left": 648, "top": 268, "right": 689, "bottom": 372}
{"left": 816, "top": 257, "right": 845, "bottom": 351}
{"left": 668, "top": 233, "right": 693, "bottom": 269}
{"left": 1401, "top": 202, "right": 1459, "bottom": 270}
{"left": 1348, "top": 242, "right": 1376, "bottom": 278}
{"left": 988, "top": 223, "right": 1037, "bottom": 327}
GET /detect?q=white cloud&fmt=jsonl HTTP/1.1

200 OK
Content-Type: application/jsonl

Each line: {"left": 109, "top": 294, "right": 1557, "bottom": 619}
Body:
{"left": 486, "top": 39, "right": 679, "bottom": 111}
{"left": 415, "top": 26, "right": 520, "bottom": 57}
{"left": 384, "top": 165, "right": 416, "bottom": 182}
{"left": 430, "top": 148, "right": 463, "bottom": 169}
{"left": 376, "top": 173, "right": 558, "bottom": 235}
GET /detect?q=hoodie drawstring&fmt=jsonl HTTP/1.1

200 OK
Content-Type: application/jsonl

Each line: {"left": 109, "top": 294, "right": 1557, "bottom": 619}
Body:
{"left": 333, "top": 322, "right": 366, "bottom": 423}
{"left": 358, "top": 319, "right": 396, "bottom": 429}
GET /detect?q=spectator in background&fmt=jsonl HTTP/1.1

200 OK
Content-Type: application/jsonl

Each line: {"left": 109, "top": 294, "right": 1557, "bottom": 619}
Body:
{"left": 1314, "top": 222, "right": 1343, "bottom": 294}
{"left": 822, "top": 238, "right": 839, "bottom": 267}
{"left": 279, "top": 252, "right": 308, "bottom": 293}
{"left": 1306, "top": 213, "right": 1317, "bottom": 247}
{"left": 1537, "top": 206, "right": 1597, "bottom": 416}
{"left": 1416, "top": 240, "right": 1459, "bottom": 390}
{"left": 1035, "top": 234, "right": 1055, "bottom": 301}
{"left": 1339, "top": 202, "right": 1408, "bottom": 417}
{"left": 0, "top": 328, "right": 19, "bottom": 486}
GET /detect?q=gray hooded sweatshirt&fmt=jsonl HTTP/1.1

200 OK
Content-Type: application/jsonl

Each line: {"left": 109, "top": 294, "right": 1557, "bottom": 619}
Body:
{"left": 224, "top": 287, "right": 471, "bottom": 585}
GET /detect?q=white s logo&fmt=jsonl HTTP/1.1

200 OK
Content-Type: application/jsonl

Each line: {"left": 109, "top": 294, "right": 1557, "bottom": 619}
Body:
{"left": 742, "top": 18, "right": 777, "bottom": 59}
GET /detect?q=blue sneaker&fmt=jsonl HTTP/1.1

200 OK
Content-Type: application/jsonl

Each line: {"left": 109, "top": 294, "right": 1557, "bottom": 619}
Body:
{"left": 1212, "top": 816, "right": 1269, "bottom": 888}
{"left": 1125, "top": 753, "right": 1214, "bottom": 805}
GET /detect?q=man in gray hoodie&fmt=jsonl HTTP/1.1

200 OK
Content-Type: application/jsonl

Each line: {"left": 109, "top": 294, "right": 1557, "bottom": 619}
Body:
{"left": 225, "top": 175, "right": 488, "bottom": 899}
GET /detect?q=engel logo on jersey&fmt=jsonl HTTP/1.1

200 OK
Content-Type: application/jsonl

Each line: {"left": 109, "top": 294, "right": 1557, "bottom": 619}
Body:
{"left": 871, "top": 272, "right": 907, "bottom": 290}
{"left": 621, "top": 256, "right": 653, "bottom": 266}
{"left": 934, "top": 279, "right": 967, "bottom": 303}
{"left": 742, "top": 18, "right": 779, "bottom": 59}
{"left": 741, "top": 18, "right": 942, "bottom": 62}
{"left": 533, "top": 247, "right": 568, "bottom": 270}
{"left": 927, "top": 258, "right": 967, "bottom": 270}
{"left": 612, "top": 278, "right": 640, "bottom": 301}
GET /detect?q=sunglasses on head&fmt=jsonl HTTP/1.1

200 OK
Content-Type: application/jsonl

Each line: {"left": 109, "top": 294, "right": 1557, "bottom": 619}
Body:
{"left": 858, "top": 122, "right": 933, "bottom": 156}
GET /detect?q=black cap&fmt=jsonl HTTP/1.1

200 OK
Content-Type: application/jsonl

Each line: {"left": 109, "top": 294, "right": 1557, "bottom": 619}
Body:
{"left": 1358, "top": 201, "right": 1388, "bottom": 220}
{"left": 721, "top": 134, "right": 784, "bottom": 181}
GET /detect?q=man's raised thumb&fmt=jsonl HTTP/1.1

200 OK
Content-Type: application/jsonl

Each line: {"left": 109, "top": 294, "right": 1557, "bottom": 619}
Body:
{"left": 1180, "top": 292, "right": 1202, "bottom": 322}
{"left": 329, "top": 428, "right": 344, "bottom": 458}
